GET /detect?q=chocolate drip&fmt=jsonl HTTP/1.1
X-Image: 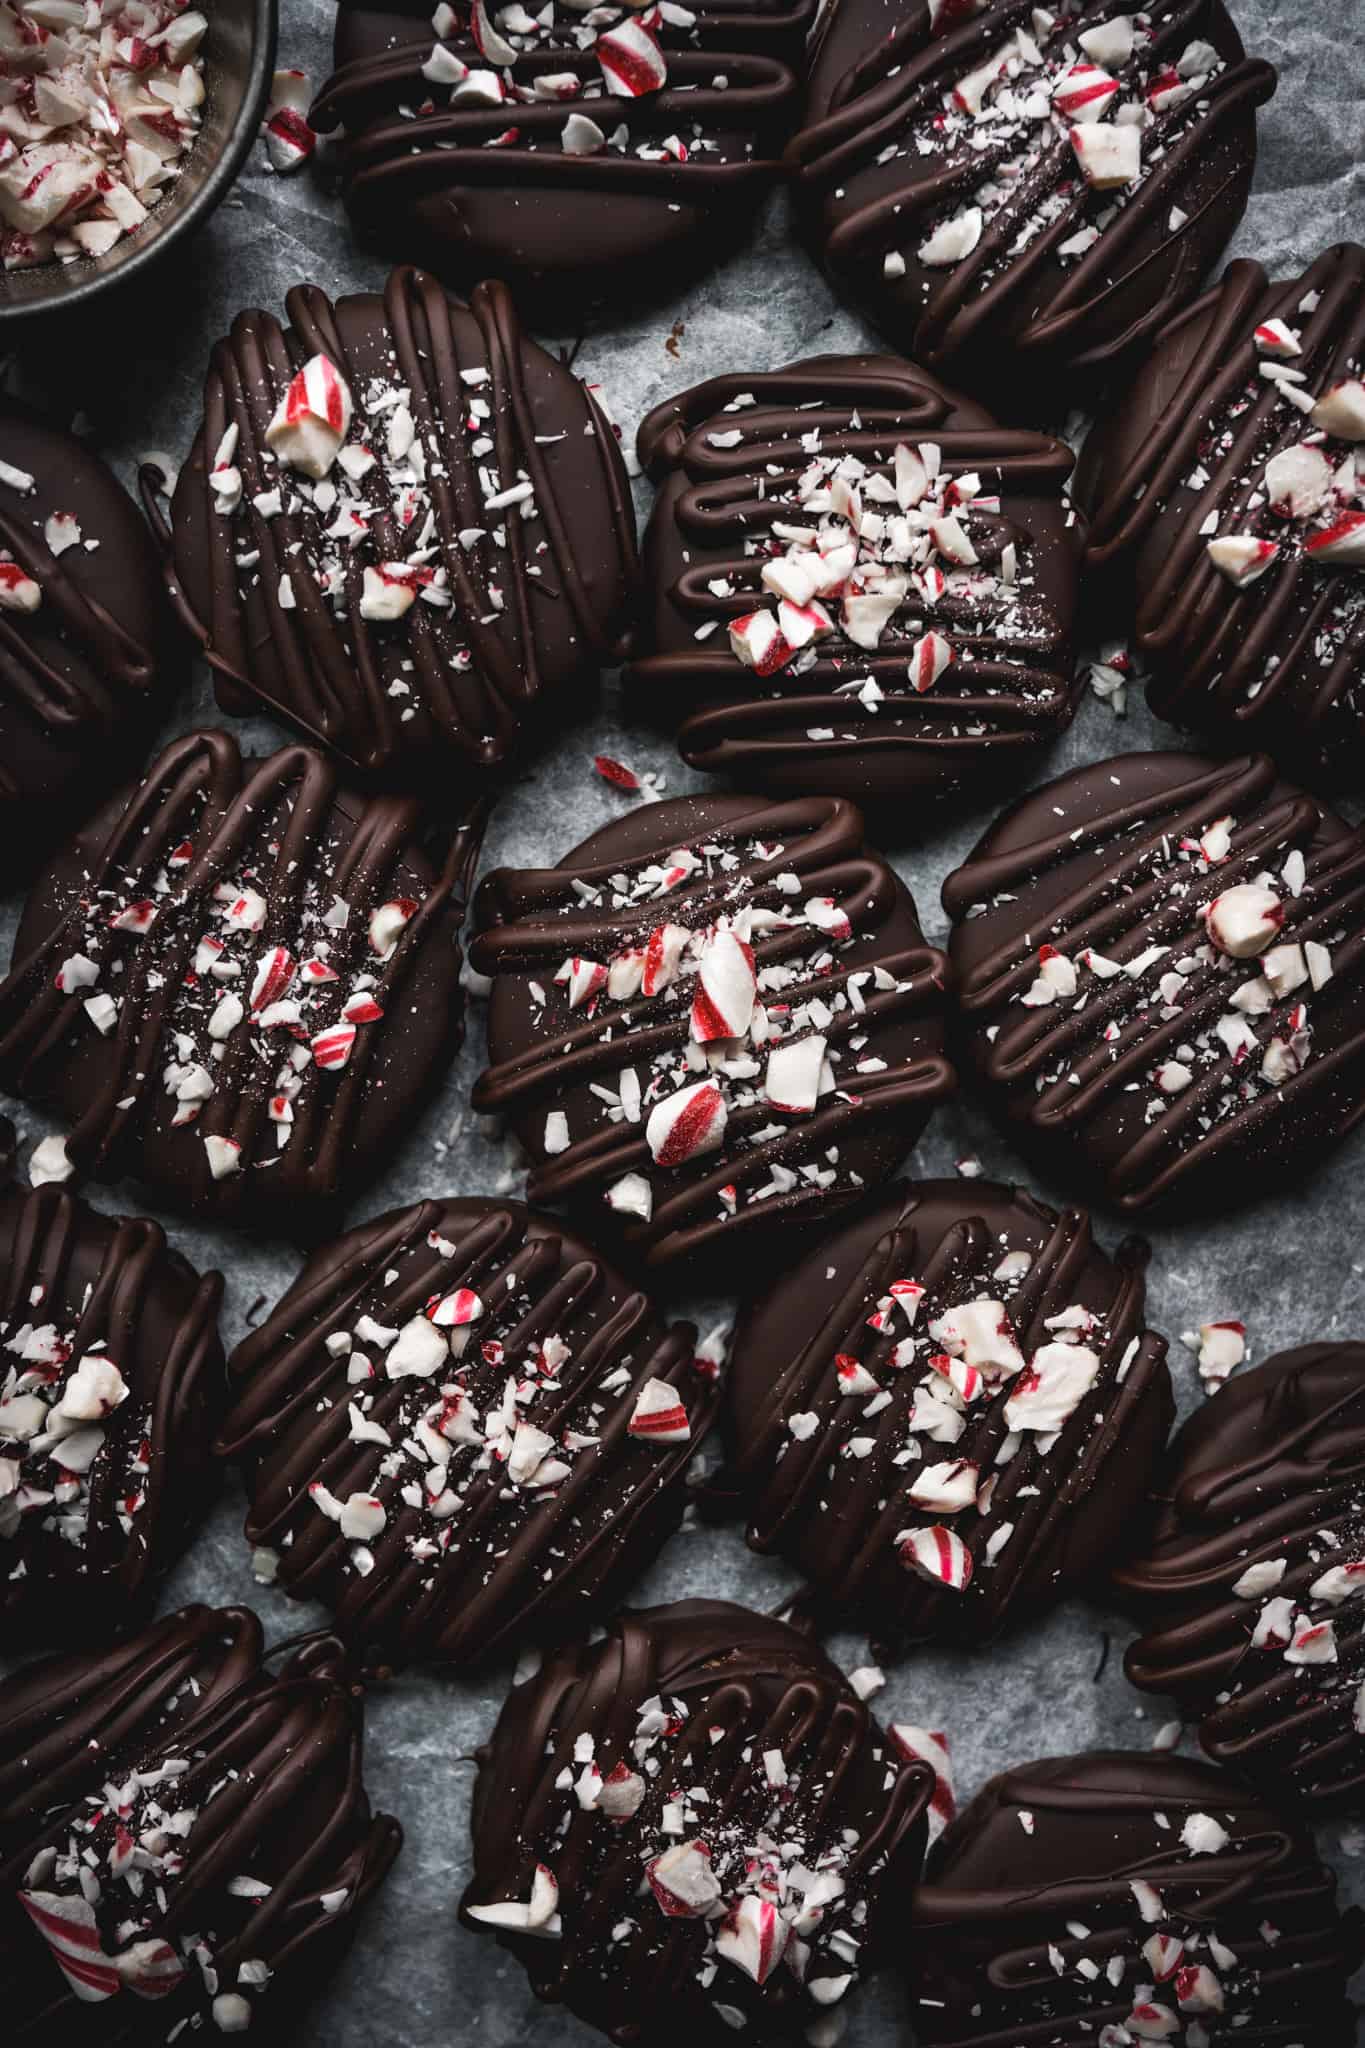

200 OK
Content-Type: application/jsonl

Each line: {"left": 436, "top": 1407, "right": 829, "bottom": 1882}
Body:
{"left": 463, "top": 1598, "right": 931, "bottom": 2044}
{"left": 0, "top": 728, "right": 479, "bottom": 1226}
{"left": 726, "top": 1179, "right": 1171, "bottom": 1646}
{"left": 471, "top": 792, "right": 954, "bottom": 1271}
{"left": 218, "top": 1196, "right": 718, "bottom": 1669}
{"left": 787, "top": 0, "right": 1276, "bottom": 386}
{"left": 311, "top": 0, "right": 812, "bottom": 318}
{"left": 0, "top": 1604, "right": 401, "bottom": 2044}
{"left": 160, "top": 268, "right": 636, "bottom": 785}
{"left": 944, "top": 750, "right": 1365, "bottom": 1215}
{"left": 626, "top": 355, "right": 1083, "bottom": 804}
{"left": 908, "top": 1750, "right": 1364, "bottom": 2045}
{"left": 0, "top": 403, "right": 169, "bottom": 839}
{"left": 1118, "top": 1342, "right": 1365, "bottom": 1813}
{"left": 0, "top": 1167, "right": 224, "bottom": 1640}
{"left": 1081, "top": 244, "right": 1365, "bottom": 786}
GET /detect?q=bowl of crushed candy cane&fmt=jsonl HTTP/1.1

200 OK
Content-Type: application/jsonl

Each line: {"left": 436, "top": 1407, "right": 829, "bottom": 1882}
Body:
{"left": 0, "top": 0, "right": 277, "bottom": 318}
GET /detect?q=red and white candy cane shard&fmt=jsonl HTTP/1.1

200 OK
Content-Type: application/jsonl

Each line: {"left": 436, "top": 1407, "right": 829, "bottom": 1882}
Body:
{"left": 1052, "top": 61, "right": 1118, "bottom": 120}
{"left": 0, "top": 558, "right": 41, "bottom": 611}
{"left": 645, "top": 1078, "right": 726, "bottom": 1167}
{"left": 596, "top": 16, "right": 666, "bottom": 96}
{"left": 1205, "top": 882, "right": 1283, "bottom": 960}
{"left": 249, "top": 946, "right": 295, "bottom": 1012}
{"left": 804, "top": 896, "right": 851, "bottom": 942}
{"left": 265, "top": 352, "right": 354, "bottom": 481}
{"left": 1312, "top": 379, "right": 1365, "bottom": 439}
{"left": 1305, "top": 511, "right": 1365, "bottom": 564}
{"left": 690, "top": 926, "right": 756, "bottom": 1043}
{"left": 835, "top": 1352, "right": 879, "bottom": 1396}
{"left": 715, "top": 1895, "right": 788, "bottom": 1986}
{"left": 641, "top": 922, "right": 689, "bottom": 997}
{"left": 264, "top": 102, "right": 316, "bottom": 174}
{"left": 343, "top": 992, "right": 384, "bottom": 1023}
{"left": 594, "top": 754, "right": 640, "bottom": 791}
{"left": 890, "top": 1279, "right": 925, "bottom": 1322}
{"left": 369, "top": 897, "right": 417, "bottom": 957}
{"left": 597, "top": 1763, "right": 646, "bottom": 1817}
{"left": 556, "top": 955, "right": 609, "bottom": 1010}
{"left": 910, "top": 629, "right": 954, "bottom": 693}
{"left": 648, "top": 1840, "right": 721, "bottom": 1917}
{"left": 899, "top": 1523, "right": 973, "bottom": 1592}
{"left": 764, "top": 1032, "right": 826, "bottom": 1114}
{"left": 18, "top": 1890, "right": 120, "bottom": 2002}
{"left": 627, "top": 1376, "right": 691, "bottom": 1443}
{"left": 1206, "top": 534, "right": 1280, "bottom": 587}
{"left": 311, "top": 1022, "right": 357, "bottom": 1071}
{"left": 1254, "top": 318, "right": 1301, "bottom": 358}
{"left": 429, "top": 1286, "right": 484, "bottom": 1328}
{"left": 109, "top": 899, "right": 157, "bottom": 933}
{"left": 889, "top": 1725, "right": 956, "bottom": 1841}
{"left": 114, "top": 1938, "right": 187, "bottom": 1999}
{"left": 729, "top": 609, "right": 792, "bottom": 675}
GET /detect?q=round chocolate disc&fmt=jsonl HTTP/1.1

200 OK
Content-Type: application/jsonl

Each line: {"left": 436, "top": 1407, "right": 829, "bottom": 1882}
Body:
{"left": 0, "top": 402, "right": 170, "bottom": 858}
{"left": 462, "top": 1597, "right": 932, "bottom": 2045}
{"left": 726, "top": 1177, "right": 1171, "bottom": 1646}
{"left": 1118, "top": 1341, "right": 1365, "bottom": 1814}
{"left": 1080, "top": 243, "right": 1365, "bottom": 787}
{"left": 786, "top": 0, "right": 1276, "bottom": 391}
{"left": 470, "top": 792, "right": 955, "bottom": 1272}
{"left": 0, "top": 1604, "right": 401, "bottom": 2044}
{"left": 0, "top": 728, "right": 477, "bottom": 1228}
{"left": 943, "top": 749, "right": 1365, "bottom": 1216}
{"left": 0, "top": 1122, "right": 225, "bottom": 1642}
{"left": 218, "top": 1195, "right": 720, "bottom": 1669}
{"left": 908, "top": 1749, "right": 1364, "bottom": 2045}
{"left": 166, "top": 266, "right": 637, "bottom": 785}
{"left": 310, "top": 0, "right": 813, "bottom": 323}
{"left": 625, "top": 354, "right": 1083, "bottom": 808}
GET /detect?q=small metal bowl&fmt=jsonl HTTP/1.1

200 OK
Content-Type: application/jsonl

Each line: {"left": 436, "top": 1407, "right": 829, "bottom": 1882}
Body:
{"left": 0, "top": 0, "right": 278, "bottom": 324}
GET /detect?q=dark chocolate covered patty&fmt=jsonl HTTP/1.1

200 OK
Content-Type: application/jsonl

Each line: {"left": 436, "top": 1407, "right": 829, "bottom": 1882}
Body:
{"left": 1119, "top": 1342, "right": 1365, "bottom": 1815}
{"left": 1081, "top": 243, "right": 1365, "bottom": 787}
{"left": 787, "top": 0, "right": 1276, "bottom": 390}
{"left": 163, "top": 266, "right": 636, "bottom": 785}
{"left": 944, "top": 750, "right": 1365, "bottom": 1215}
{"left": 470, "top": 792, "right": 954, "bottom": 1272}
{"left": 0, "top": 1604, "right": 401, "bottom": 2043}
{"left": 626, "top": 354, "right": 1083, "bottom": 807}
{"left": 0, "top": 1118, "right": 224, "bottom": 1642}
{"left": 726, "top": 1178, "right": 1171, "bottom": 1645}
{"left": 310, "top": 0, "right": 813, "bottom": 321}
{"left": 0, "top": 403, "right": 170, "bottom": 856}
{"left": 0, "top": 728, "right": 478, "bottom": 1228}
{"left": 908, "top": 1749, "right": 1364, "bottom": 2045}
{"left": 218, "top": 1195, "right": 719, "bottom": 1669}
{"left": 462, "top": 1598, "right": 932, "bottom": 2045}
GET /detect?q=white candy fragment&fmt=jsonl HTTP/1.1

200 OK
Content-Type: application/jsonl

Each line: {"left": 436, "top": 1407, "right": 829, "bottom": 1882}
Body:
{"left": 1070, "top": 121, "right": 1140, "bottom": 189}
{"left": 263, "top": 70, "right": 317, "bottom": 174}
{"left": 264, "top": 354, "right": 354, "bottom": 481}
{"left": 1312, "top": 378, "right": 1365, "bottom": 441}
{"left": 645, "top": 1079, "right": 726, "bottom": 1166}
{"left": 1205, "top": 883, "right": 1283, "bottom": 959}
{"left": 1207, "top": 534, "right": 1280, "bottom": 587}
{"left": 918, "top": 208, "right": 982, "bottom": 267}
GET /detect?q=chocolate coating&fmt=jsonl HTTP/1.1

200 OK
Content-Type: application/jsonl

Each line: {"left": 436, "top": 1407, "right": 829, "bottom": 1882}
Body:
{"left": 0, "top": 1604, "right": 401, "bottom": 2043}
{"left": 1118, "top": 1342, "right": 1365, "bottom": 1814}
{"left": 311, "top": 0, "right": 813, "bottom": 322}
{"left": 626, "top": 355, "right": 1084, "bottom": 807}
{"left": 0, "top": 728, "right": 478, "bottom": 1229}
{"left": 787, "top": 0, "right": 1276, "bottom": 391}
{"left": 726, "top": 1178, "right": 1171, "bottom": 1646}
{"left": 162, "top": 267, "right": 636, "bottom": 786}
{"left": 0, "top": 1123, "right": 225, "bottom": 1641}
{"left": 218, "top": 1196, "right": 719, "bottom": 1669}
{"left": 470, "top": 793, "right": 955, "bottom": 1272}
{"left": 908, "top": 1749, "right": 1364, "bottom": 2045}
{"left": 943, "top": 750, "right": 1365, "bottom": 1215}
{"left": 0, "top": 403, "right": 170, "bottom": 856}
{"left": 1080, "top": 244, "right": 1365, "bottom": 788}
{"left": 463, "top": 1598, "right": 932, "bottom": 2045}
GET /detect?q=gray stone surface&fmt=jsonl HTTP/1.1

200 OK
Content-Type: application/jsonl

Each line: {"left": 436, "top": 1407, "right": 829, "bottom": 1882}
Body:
{"left": 2, "top": 0, "right": 1364, "bottom": 2040}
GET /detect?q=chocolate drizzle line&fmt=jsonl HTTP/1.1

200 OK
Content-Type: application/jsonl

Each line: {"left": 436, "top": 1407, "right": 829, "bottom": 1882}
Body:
{"left": 218, "top": 1197, "right": 717, "bottom": 1670}
{"left": 0, "top": 1605, "right": 401, "bottom": 2045}
{"left": 463, "top": 1599, "right": 931, "bottom": 2043}
{"left": 727, "top": 1181, "right": 1170, "bottom": 1645}
{"left": 1084, "top": 245, "right": 1365, "bottom": 777}
{"left": 0, "top": 728, "right": 479, "bottom": 1221}
{"left": 472, "top": 794, "right": 954, "bottom": 1266}
{"left": 0, "top": 1172, "right": 224, "bottom": 1636}
{"left": 788, "top": 0, "right": 1276, "bottom": 379}
{"left": 1118, "top": 1343, "right": 1365, "bottom": 1812}
{"left": 944, "top": 751, "right": 1365, "bottom": 1213}
{"left": 152, "top": 268, "right": 637, "bottom": 782}
{"left": 908, "top": 1752, "right": 1364, "bottom": 2046}
{"left": 627, "top": 356, "right": 1081, "bottom": 793}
